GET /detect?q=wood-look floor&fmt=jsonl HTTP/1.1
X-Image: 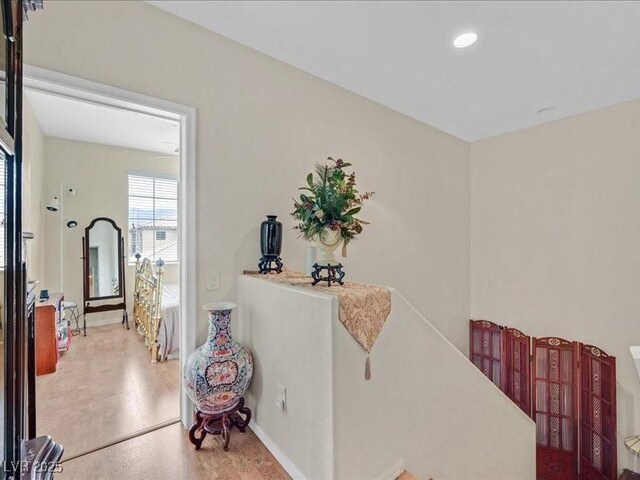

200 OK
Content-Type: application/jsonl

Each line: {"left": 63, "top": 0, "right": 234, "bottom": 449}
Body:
{"left": 59, "top": 422, "right": 291, "bottom": 480}
{"left": 39, "top": 324, "right": 290, "bottom": 479}
{"left": 37, "top": 324, "right": 180, "bottom": 458}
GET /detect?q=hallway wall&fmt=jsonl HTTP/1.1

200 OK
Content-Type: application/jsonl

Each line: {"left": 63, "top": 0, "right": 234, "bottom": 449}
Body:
{"left": 471, "top": 98, "right": 640, "bottom": 472}
{"left": 24, "top": 1, "right": 471, "bottom": 350}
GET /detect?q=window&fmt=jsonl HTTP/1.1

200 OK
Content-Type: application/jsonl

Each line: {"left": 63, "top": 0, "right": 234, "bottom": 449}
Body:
{"left": 128, "top": 173, "right": 178, "bottom": 263}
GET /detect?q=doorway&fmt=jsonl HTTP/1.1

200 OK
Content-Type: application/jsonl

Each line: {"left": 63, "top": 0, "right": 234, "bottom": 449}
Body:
{"left": 21, "top": 65, "right": 197, "bottom": 460}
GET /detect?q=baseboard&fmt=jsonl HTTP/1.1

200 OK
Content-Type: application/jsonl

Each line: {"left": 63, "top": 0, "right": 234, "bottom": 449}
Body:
{"left": 249, "top": 419, "right": 403, "bottom": 480}
{"left": 84, "top": 316, "right": 123, "bottom": 328}
{"left": 249, "top": 420, "right": 308, "bottom": 480}
{"left": 374, "top": 459, "right": 406, "bottom": 480}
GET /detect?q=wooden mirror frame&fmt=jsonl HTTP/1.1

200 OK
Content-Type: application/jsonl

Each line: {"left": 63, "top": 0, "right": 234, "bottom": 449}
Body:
{"left": 82, "top": 217, "right": 129, "bottom": 336}
{"left": 83, "top": 217, "right": 123, "bottom": 301}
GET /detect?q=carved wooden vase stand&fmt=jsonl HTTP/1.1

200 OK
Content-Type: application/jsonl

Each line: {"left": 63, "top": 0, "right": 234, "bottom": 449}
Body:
{"left": 184, "top": 302, "right": 253, "bottom": 451}
{"left": 188, "top": 397, "right": 252, "bottom": 451}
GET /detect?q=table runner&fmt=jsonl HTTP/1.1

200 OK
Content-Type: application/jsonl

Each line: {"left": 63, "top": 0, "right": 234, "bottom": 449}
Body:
{"left": 247, "top": 270, "right": 391, "bottom": 354}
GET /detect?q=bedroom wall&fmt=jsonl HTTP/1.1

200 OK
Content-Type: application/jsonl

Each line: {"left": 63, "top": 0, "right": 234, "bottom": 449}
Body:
{"left": 470, "top": 98, "right": 640, "bottom": 473}
{"left": 0, "top": 95, "right": 47, "bottom": 304}
{"left": 24, "top": 1, "right": 471, "bottom": 350}
{"left": 42, "top": 137, "right": 179, "bottom": 325}
{"left": 23, "top": 95, "right": 48, "bottom": 286}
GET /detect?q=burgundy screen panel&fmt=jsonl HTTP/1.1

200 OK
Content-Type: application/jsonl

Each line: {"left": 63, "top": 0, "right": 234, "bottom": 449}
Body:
{"left": 580, "top": 344, "right": 617, "bottom": 480}
{"left": 469, "top": 322, "right": 618, "bottom": 480}
{"left": 533, "top": 337, "right": 579, "bottom": 480}
{"left": 504, "top": 327, "right": 532, "bottom": 416}
{"left": 470, "top": 320, "right": 503, "bottom": 389}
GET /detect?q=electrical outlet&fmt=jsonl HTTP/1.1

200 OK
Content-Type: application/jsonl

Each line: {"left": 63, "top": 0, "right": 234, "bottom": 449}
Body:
{"left": 275, "top": 383, "right": 287, "bottom": 412}
{"left": 206, "top": 271, "right": 220, "bottom": 290}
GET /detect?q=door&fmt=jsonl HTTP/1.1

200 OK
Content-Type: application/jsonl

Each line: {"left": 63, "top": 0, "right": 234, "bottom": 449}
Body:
{"left": 579, "top": 344, "right": 617, "bottom": 480}
{"left": 533, "top": 337, "right": 579, "bottom": 480}
{"left": 2, "top": 1, "right": 30, "bottom": 477}
{"left": 504, "top": 327, "right": 531, "bottom": 416}
{"left": 470, "top": 320, "right": 503, "bottom": 389}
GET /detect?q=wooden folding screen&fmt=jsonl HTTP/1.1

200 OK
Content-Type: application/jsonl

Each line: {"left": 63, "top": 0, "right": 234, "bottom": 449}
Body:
{"left": 580, "top": 344, "right": 617, "bottom": 480}
{"left": 533, "top": 337, "right": 579, "bottom": 480}
{"left": 504, "top": 328, "right": 532, "bottom": 416}
{"left": 470, "top": 320, "right": 503, "bottom": 389}
{"left": 469, "top": 322, "right": 617, "bottom": 480}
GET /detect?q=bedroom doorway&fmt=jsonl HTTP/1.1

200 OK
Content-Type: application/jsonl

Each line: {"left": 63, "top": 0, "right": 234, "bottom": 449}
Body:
{"left": 21, "top": 66, "right": 197, "bottom": 461}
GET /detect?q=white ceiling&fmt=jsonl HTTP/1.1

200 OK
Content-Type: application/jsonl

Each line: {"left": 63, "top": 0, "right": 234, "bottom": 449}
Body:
{"left": 149, "top": 1, "right": 640, "bottom": 141}
{"left": 25, "top": 89, "right": 180, "bottom": 155}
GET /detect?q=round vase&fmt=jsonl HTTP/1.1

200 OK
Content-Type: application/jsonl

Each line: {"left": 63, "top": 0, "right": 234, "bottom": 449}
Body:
{"left": 184, "top": 302, "right": 253, "bottom": 414}
{"left": 315, "top": 228, "right": 342, "bottom": 265}
{"left": 260, "top": 215, "right": 283, "bottom": 257}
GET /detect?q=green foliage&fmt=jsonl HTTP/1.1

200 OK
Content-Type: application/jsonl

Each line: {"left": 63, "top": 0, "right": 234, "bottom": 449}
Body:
{"left": 291, "top": 157, "right": 374, "bottom": 244}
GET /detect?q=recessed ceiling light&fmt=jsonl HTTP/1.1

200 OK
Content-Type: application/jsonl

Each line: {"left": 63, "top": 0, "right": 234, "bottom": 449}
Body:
{"left": 453, "top": 32, "right": 478, "bottom": 49}
{"left": 536, "top": 106, "right": 556, "bottom": 115}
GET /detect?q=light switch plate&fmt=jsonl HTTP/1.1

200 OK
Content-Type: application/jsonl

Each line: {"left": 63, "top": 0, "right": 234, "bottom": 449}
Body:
{"left": 206, "top": 271, "right": 221, "bottom": 290}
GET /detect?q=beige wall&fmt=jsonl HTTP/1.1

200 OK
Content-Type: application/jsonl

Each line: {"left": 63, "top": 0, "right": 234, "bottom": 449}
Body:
{"left": 24, "top": 1, "right": 471, "bottom": 348}
{"left": 43, "top": 137, "right": 179, "bottom": 325}
{"left": 471, "top": 99, "right": 640, "bottom": 472}
{"left": 0, "top": 95, "right": 47, "bottom": 302}
{"left": 23, "top": 95, "right": 47, "bottom": 284}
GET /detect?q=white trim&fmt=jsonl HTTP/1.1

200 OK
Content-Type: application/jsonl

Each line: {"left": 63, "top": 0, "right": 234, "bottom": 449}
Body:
{"left": 180, "top": 91, "right": 198, "bottom": 428}
{"left": 373, "top": 459, "right": 406, "bottom": 480}
{"left": 23, "top": 65, "right": 198, "bottom": 429}
{"left": 82, "top": 316, "right": 123, "bottom": 328}
{"left": 23, "top": 66, "right": 180, "bottom": 121}
{"left": 249, "top": 420, "right": 308, "bottom": 480}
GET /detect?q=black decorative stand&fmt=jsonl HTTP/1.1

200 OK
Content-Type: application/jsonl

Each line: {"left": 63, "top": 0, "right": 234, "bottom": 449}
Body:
{"left": 258, "top": 255, "right": 283, "bottom": 274}
{"left": 188, "top": 397, "right": 252, "bottom": 451}
{"left": 311, "top": 263, "right": 345, "bottom": 286}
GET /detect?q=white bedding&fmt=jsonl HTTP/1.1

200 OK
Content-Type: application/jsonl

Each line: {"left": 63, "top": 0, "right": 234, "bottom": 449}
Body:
{"left": 158, "top": 283, "right": 180, "bottom": 360}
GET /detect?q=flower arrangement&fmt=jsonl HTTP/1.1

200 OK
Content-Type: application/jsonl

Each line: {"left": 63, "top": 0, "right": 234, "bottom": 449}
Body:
{"left": 291, "top": 157, "right": 374, "bottom": 248}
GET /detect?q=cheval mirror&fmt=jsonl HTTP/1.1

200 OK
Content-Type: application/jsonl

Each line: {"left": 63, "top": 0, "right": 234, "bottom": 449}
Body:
{"left": 82, "top": 217, "right": 129, "bottom": 335}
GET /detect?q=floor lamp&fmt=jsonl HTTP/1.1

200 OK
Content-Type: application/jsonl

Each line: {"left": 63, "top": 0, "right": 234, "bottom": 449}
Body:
{"left": 45, "top": 185, "right": 78, "bottom": 292}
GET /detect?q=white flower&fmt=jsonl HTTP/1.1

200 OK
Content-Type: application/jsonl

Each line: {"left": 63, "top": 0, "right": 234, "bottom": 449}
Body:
{"left": 315, "top": 209, "right": 325, "bottom": 220}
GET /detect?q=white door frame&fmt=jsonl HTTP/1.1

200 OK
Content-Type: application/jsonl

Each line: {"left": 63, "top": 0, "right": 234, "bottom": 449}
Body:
{"left": 23, "top": 65, "right": 197, "bottom": 428}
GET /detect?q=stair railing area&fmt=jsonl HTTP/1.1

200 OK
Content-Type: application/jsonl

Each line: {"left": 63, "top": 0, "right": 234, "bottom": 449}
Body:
{"left": 470, "top": 320, "right": 618, "bottom": 480}
{"left": 238, "top": 275, "right": 537, "bottom": 480}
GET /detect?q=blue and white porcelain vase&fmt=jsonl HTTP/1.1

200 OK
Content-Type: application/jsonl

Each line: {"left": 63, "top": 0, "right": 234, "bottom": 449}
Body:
{"left": 184, "top": 302, "right": 253, "bottom": 414}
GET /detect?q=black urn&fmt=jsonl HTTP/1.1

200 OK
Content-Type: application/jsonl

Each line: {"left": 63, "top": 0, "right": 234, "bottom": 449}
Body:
{"left": 258, "top": 215, "right": 283, "bottom": 273}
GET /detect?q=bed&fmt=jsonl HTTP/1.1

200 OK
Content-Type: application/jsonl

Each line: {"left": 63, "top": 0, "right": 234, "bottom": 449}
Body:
{"left": 133, "top": 255, "right": 180, "bottom": 363}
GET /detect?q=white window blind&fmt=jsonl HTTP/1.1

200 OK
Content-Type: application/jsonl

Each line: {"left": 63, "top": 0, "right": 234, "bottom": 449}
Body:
{"left": 128, "top": 173, "right": 178, "bottom": 263}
